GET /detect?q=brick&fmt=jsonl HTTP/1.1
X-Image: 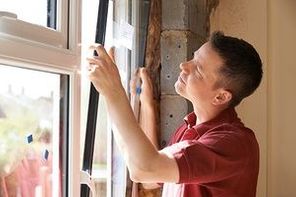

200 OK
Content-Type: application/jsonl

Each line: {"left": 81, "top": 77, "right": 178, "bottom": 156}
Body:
{"left": 195, "top": 0, "right": 208, "bottom": 37}
{"left": 162, "top": 0, "right": 203, "bottom": 35}
{"left": 160, "top": 95, "right": 189, "bottom": 148}
{"left": 160, "top": 30, "right": 202, "bottom": 94}
{"left": 161, "top": 30, "right": 187, "bottom": 94}
{"left": 162, "top": 0, "right": 187, "bottom": 30}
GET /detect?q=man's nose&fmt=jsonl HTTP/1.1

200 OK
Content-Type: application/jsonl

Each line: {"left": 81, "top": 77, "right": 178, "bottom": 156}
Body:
{"left": 180, "top": 61, "right": 191, "bottom": 73}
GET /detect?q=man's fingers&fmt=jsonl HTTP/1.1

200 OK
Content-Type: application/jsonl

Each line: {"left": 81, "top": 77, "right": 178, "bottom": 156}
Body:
{"left": 139, "top": 68, "right": 151, "bottom": 85}
{"left": 108, "top": 46, "right": 115, "bottom": 62}
{"left": 89, "top": 44, "right": 107, "bottom": 57}
{"left": 86, "top": 57, "right": 105, "bottom": 67}
{"left": 87, "top": 63, "right": 96, "bottom": 71}
{"left": 130, "top": 78, "right": 137, "bottom": 95}
{"left": 130, "top": 68, "right": 141, "bottom": 96}
{"left": 89, "top": 44, "right": 113, "bottom": 65}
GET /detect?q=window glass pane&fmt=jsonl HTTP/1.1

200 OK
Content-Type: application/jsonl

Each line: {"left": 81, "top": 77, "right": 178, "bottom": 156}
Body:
{"left": 0, "top": 65, "right": 68, "bottom": 196}
{"left": 0, "top": 0, "right": 57, "bottom": 29}
{"left": 81, "top": 0, "right": 151, "bottom": 196}
{"left": 81, "top": 0, "right": 112, "bottom": 196}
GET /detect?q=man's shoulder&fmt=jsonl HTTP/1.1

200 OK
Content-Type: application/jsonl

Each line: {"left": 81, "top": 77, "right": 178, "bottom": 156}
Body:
{"left": 199, "top": 122, "right": 259, "bottom": 154}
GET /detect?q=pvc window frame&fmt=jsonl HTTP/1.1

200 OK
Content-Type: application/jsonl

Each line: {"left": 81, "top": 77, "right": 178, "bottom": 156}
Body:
{"left": 0, "top": 0, "right": 68, "bottom": 48}
{"left": 0, "top": 0, "right": 82, "bottom": 196}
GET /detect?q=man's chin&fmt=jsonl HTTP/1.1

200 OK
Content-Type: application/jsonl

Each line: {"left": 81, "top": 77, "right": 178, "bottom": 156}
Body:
{"left": 174, "top": 86, "right": 185, "bottom": 97}
{"left": 174, "top": 84, "right": 180, "bottom": 94}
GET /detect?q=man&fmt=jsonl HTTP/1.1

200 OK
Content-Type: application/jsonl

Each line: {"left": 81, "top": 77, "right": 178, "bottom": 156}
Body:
{"left": 87, "top": 31, "right": 262, "bottom": 197}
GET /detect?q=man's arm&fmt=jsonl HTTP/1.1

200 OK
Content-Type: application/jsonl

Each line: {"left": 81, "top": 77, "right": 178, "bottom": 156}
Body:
{"left": 87, "top": 45, "right": 179, "bottom": 183}
{"left": 133, "top": 68, "right": 161, "bottom": 189}
{"left": 131, "top": 68, "right": 159, "bottom": 150}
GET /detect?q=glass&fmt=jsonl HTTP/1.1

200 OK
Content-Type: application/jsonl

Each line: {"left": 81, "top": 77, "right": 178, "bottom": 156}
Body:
{"left": 0, "top": 65, "right": 68, "bottom": 197}
{"left": 0, "top": 0, "right": 57, "bottom": 29}
{"left": 81, "top": 0, "right": 117, "bottom": 196}
{"left": 80, "top": 0, "right": 109, "bottom": 196}
{"left": 80, "top": 0, "right": 151, "bottom": 196}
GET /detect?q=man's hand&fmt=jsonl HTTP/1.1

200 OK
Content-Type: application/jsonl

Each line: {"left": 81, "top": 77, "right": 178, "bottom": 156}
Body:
{"left": 87, "top": 45, "right": 124, "bottom": 99}
{"left": 130, "top": 68, "right": 154, "bottom": 106}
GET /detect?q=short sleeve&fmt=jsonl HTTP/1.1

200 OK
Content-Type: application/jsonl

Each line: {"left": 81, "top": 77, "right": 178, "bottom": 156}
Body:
{"left": 166, "top": 132, "right": 249, "bottom": 184}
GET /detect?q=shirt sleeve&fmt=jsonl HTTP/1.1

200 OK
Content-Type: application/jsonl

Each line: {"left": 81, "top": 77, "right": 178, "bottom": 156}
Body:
{"left": 166, "top": 131, "right": 249, "bottom": 184}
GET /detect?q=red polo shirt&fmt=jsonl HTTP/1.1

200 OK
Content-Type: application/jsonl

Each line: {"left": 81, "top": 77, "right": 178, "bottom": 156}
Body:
{"left": 162, "top": 108, "right": 259, "bottom": 197}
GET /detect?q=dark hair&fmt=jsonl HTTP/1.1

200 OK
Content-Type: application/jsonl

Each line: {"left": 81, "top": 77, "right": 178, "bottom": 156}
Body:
{"left": 209, "top": 31, "right": 263, "bottom": 107}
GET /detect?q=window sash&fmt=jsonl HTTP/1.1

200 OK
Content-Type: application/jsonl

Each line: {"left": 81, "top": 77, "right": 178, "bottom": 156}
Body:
{"left": 0, "top": 0, "right": 82, "bottom": 196}
{"left": 0, "top": 0, "right": 80, "bottom": 71}
{"left": 0, "top": 0, "right": 68, "bottom": 48}
{"left": 80, "top": 0, "right": 109, "bottom": 196}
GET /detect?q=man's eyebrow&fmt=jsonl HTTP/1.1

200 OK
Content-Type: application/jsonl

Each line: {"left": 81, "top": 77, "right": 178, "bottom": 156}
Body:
{"left": 196, "top": 61, "right": 203, "bottom": 72}
{"left": 193, "top": 51, "right": 199, "bottom": 57}
{"left": 193, "top": 51, "right": 204, "bottom": 72}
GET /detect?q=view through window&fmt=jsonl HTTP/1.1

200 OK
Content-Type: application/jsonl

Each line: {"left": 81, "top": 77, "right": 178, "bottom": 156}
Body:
{"left": 0, "top": 0, "right": 57, "bottom": 29}
{"left": 0, "top": 65, "right": 68, "bottom": 197}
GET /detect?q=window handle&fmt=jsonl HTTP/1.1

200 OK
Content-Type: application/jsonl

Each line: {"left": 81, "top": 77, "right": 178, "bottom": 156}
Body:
{"left": 0, "top": 11, "right": 17, "bottom": 19}
{"left": 80, "top": 170, "right": 96, "bottom": 197}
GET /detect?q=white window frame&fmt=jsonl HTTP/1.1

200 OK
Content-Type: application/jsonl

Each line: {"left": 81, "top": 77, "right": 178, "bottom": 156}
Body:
{"left": 107, "top": 0, "right": 150, "bottom": 196}
{"left": 0, "top": 0, "right": 69, "bottom": 48}
{"left": 0, "top": 0, "right": 82, "bottom": 196}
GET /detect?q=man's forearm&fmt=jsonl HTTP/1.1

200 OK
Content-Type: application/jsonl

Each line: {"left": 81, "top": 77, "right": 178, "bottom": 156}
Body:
{"left": 138, "top": 100, "right": 162, "bottom": 189}
{"left": 140, "top": 101, "right": 159, "bottom": 149}
{"left": 105, "top": 88, "right": 159, "bottom": 178}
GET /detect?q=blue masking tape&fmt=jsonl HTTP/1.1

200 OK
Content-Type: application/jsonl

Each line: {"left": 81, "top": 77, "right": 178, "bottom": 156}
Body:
{"left": 27, "top": 134, "right": 33, "bottom": 144}
{"left": 136, "top": 86, "right": 141, "bottom": 95}
{"left": 43, "top": 149, "right": 49, "bottom": 160}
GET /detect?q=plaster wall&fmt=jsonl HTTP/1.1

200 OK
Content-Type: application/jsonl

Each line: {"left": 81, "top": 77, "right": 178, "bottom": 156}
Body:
{"left": 211, "top": 0, "right": 296, "bottom": 196}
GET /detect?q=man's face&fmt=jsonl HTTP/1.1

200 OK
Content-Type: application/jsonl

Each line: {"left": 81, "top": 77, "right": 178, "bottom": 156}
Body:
{"left": 174, "top": 42, "right": 224, "bottom": 107}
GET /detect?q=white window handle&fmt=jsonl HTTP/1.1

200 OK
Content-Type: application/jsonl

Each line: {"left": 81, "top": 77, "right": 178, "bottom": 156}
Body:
{"left": 0, "top": 11, "right": 17, "bottom": 19}
{"left": 80, "top": 170, "right": 96, "bottom": 197}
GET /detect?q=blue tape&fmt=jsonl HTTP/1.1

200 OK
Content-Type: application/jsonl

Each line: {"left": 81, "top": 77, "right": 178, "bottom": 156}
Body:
{"left": 136, "top": 86, "right": 141, "bottom": 95}
{"left": 43, "top": 149, "right": 49, "bottom": 160}
{"left": 27, "top": 134, "right": 33, "bottom": 144}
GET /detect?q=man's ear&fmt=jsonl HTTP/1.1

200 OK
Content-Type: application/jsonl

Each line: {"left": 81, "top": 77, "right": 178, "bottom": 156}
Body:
{"left": 212, "top": 90, "right": 232, "bottom": 106}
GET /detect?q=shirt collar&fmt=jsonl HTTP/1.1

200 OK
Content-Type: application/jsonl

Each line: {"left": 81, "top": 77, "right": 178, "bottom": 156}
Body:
{"left": 184, "top": 112, "right": 196, "bottom": 128}
{"left": 183, "top": 107, "right": 239, "bottom": 137}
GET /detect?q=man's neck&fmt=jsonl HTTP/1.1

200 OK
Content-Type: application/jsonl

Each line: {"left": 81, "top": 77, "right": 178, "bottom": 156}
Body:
{"left": 193, "top": 104, "right": 228, "bottom": 125}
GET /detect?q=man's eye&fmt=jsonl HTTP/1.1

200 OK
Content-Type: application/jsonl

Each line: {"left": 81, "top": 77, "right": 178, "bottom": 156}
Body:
{"left": 195, "top": 70, "right": 202, "bottom": 78}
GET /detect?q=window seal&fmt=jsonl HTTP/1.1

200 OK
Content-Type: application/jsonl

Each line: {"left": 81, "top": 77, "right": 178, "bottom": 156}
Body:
{"left": 80, "top": 0, "right": 109, "bottom": 196}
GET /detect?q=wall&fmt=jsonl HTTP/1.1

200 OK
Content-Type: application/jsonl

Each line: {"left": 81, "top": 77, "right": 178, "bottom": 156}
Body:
{"left": 268, "top": 0, "right": 296, "bottom": 196}
{"left": 211, "top": 0, "right": 296, "bottom": 196}
{"left": 161, "top": 0, "right": 204, "bottom": 146}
